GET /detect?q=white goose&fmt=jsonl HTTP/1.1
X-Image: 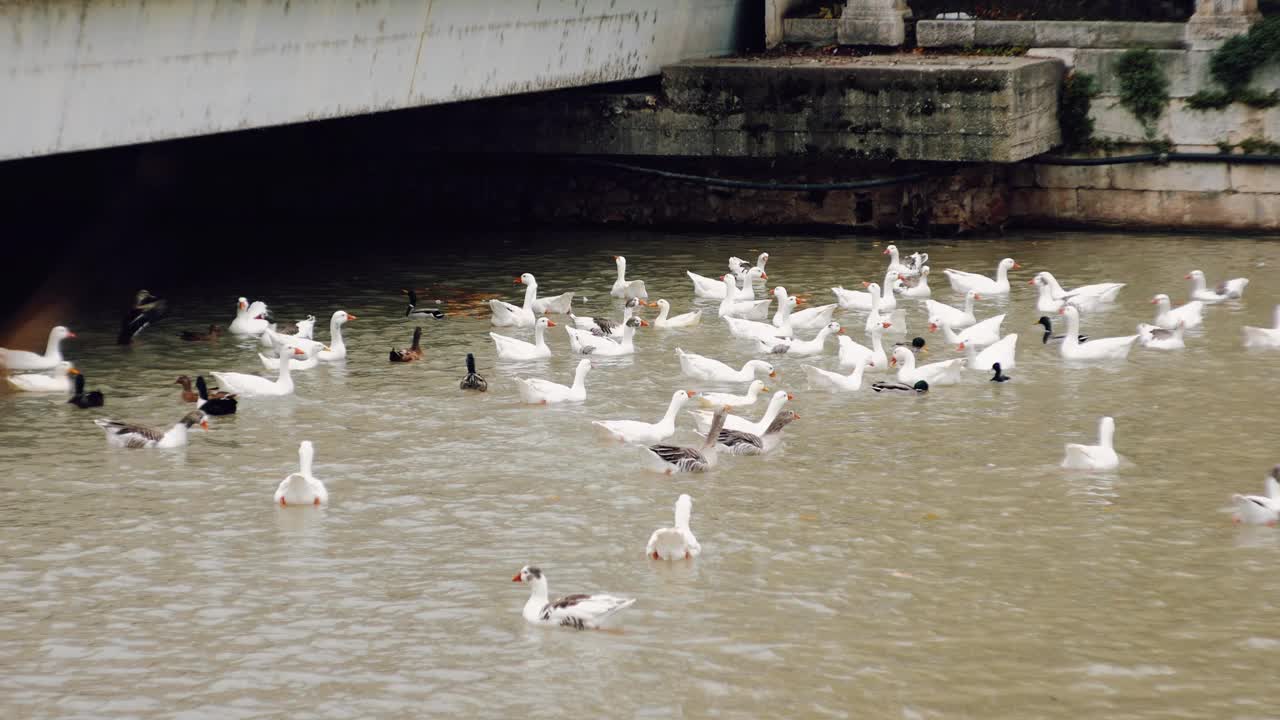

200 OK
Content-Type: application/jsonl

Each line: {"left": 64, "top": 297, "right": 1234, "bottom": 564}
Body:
{"left": 95, "top": 410, "right": 207, "bottom": 449}
{"left": 691, "top": 390, "right": 792, "bottom": 434}
{"left": 568, "top": 317, "right": 644, "bottom": 356}
{"left": 1062, "top": 416, "right": 1120, "bottom": 470}
{"left": 943, "top": 258, "right": 1019, "bottom": 296}
{"left": 1242, "top": 305, "right": 1280, "bottom": 348}
{"left": 1058, "top": 306, "right": 1137, "bottom": 362}
{"left": 513, "top": 565, "right": 636, "bottom": 630}
{"left": 490, "top": 273, "right": 539, "bottom": 327}
{"left": 533, "top": 291, "right": 575, "bottom": 316}
{"left": 960, "top": 333, "right": 1018, "bottom": 371}
{"left": 838, "top": 320, "right": 891, "bottom": 370}
{"left": 212, "top": 347, "right": 308, "bottom": 397}
{"left": 229, "top": 297, "right": 270, "bottom": 335}
{"left": 1137, "top": 321, "right": 1186, "bottom": 350}
{"left": 861, "top": 283, "right": 894, "bottom": 335}
{"left": 1187, "top": 269, "right": 1248, "bottom": 303}
{"left": 491, "top": 317, "right": 555, "bottom": 361}
{"left": 516, "top": 358, "right": 591, "bottom": 404}
{"left": 1151, "top": 294, "right": 1204, "bottom": 330}
{"left": 646, "top": 494, "right": 702, "bottom": 560}
{"left": 259, "top": 348, "right": 319, "bottom": 370}
{"left": 718, "top": 275, "right": 772, "bottom": 320}
{"left": 0, "top": 326, "right": 75, "bottom": 370}
{"left": 883, "top": 244, "right": 916, "bottom": 276}
{"left": 785, "top": 298, "right": 838, "bottom": 330}
{"left": 675, "top": 348, "right": 776, "bottom": 383}
{"left": 7, "top": 362, "right": 78, "bottom": 393}
{"left": 698, "top": 379, "right": 768, "bottom": 408}
{"left": 257, "top": 315, "right": 315, "bottom": 349}
{"left": 894, "top": 266, "right": 932, "bottom": 298}
{"left": 725, "top": 287, "right": 792, "bottom": 341}
{"left": 1231, "top": 466, "right": 1280, "bottom": 526}
{"left": 890, "top": 346, "right": 964, "bottom": 386}
{"left": 832, "top": 270, "right": 898, "bottom": 311}
{"left": 730, "top": 252, "right": 769, "bottom": 281}
{"left": 924, "top": 291, "right": 980, "bottom": 329}
{"left": 259, "top": 311, "right": 354, "bottom": 367}
{"left": 611, "top": 256, "right": 648, "bottom": 300}
{"left": 274, "top": 440, "right": 329, "bottom": 506}
{"left": 803, "top": 355, "right": 874, "bottom": 392}
{"left": 932, "top": 314, "right": 1005, "bottom": 348}
{"left": 689, "top": 267, "right": 765, "bottom": 299}
{"left": 593, "top": 389, "right": 695, "bottom": 443}
{"left": 757, "top": 321, "right": 843, "bottom": 356}
{"left": 1034, "top": 271, "right": 1125, "bottom": 306}
{"left": 652, "top": 299, "right": 702, "bottom": 328}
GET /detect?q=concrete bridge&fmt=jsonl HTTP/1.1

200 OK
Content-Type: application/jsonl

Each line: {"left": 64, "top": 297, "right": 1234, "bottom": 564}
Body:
{"left": 0, "top": 0, "right": 752, "bottom": 161}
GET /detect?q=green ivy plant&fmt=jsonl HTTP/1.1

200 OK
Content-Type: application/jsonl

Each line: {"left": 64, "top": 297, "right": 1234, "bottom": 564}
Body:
{"left": 1058, "top": 72, "right": 1099, "bottom": 151}
{"left": 1115, "top": 49, "right": 1169, "bottom": 138}
{"left": 1187, "top": 16, "right": 1280, "bottom": 110}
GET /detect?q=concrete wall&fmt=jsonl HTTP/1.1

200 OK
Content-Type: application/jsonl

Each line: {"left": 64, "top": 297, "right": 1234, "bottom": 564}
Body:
{"left": 0, "top": 0, "right": 749, "bottom": 161}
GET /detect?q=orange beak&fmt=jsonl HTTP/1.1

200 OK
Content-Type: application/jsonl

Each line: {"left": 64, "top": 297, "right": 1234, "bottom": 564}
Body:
{"left": 239, "top": 301, "right": 248, "bottom": 310}
{"left": 768, "top": 370, "right": 777, "bottom": 378}
{"left": 1184, "top": 274, "right": 1192, "bottom": 279}
{"left": 956, "top": 343, "right": 966, "bottom": 351}
{"left": 639, "top": 320, "right": 650, "bottom": 327}
{"left": 882, "top": 248, "right": 890, "bottom": 255}
{"left": 546, "top": 320, "right": 557, "bottom": 327}
{"left": 929, "top": 323, "right": 938, "bottom": 332}
{"left": 898, "top": 275, "right": 906, "bottom": 281}
{"left": 66, "top": 331, "right": 77, "bottom": 338}
{"left": 1013, "top": 262, "right": 1022, "bottom": 269}
{"left": 200, "top": 420, "right": 209, "bottom": 431}
{"left": 293, "top": 347, "right": 306, "bottom": 355}
{"left": 974, "top": 294, "right": 983, "bottom": 300}
{"left": 68, "top": 367, "right": 81, "bottom": 376}
{"left": 762, "top": 386, "right": 771, "bottom": 392}
{"left": 861, "top": 281, "right": 870, "bottom": 288}
{"left": 760, "top": 272, "right": 768, "bottom": 280}
{"left": 512, "top": 573, "right": 522, "bottom": 583}
{"left": 793, "top": 413, "right": 801, "bottom": 419}
{"left": 648, "top": 302, "right": 660, "bottom": 307}
{"left": 1058, "top": 307, "right": 1066, "bottom": 315}
{"left": 346, "top": 314, "right": 357, "bottom": 321}
{"left": 514, "top": 277, "right": 523, "bottom": 284}
{"left": 786, "top": 393, "right": 795, "bottom": 401}
{"left": 837, "top": 327, "right": 845, "bottom": 334}
{"left": 612, "top": 255, "right": 620, "bottom": 260}
{"left": 890, "top": 357, "right": 898, "bottom": 366}
{"left": 882, "top": 322, "right": 892, "bottom": 328}
{"left": 1028, "top": 279, "right": 1036, "bottom": 285}
{"left": 1150, "top": 298, "right": 1158, "bottom": 304}
{"left": 685, "top": 390, "right": 696, "bottom": 398}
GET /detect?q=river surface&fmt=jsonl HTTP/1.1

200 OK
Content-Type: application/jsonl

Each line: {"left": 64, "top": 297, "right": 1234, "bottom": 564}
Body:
{"left": 2, "top": 230, "right": 1279, "bottom": 719}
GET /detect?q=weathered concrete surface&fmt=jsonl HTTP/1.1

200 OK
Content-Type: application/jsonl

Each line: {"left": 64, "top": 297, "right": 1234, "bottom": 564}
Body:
{"left": 0, "top": 0, "right": 750, "bottom": 161}
{"left": 417, "top": 55, "right": 1062, "bottom": 162}
{"left": 917, "top": 20, "right": 1187, "bottom": 49}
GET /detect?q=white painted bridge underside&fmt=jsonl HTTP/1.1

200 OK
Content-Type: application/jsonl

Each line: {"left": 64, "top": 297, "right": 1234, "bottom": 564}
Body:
{"left": 1, "top": 0, "right": 747, "bottom": 160}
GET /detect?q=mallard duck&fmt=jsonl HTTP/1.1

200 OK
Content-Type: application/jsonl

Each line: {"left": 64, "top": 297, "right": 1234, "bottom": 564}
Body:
{"left": 179, "top": 324, "right": 223, "bottom": 341}
{"left": 195, "top": 376, "right": 237, "bottom": 415}
{"left": 175, "top": 375, "right": 200, "bottom": 403}
{"left": 459, "top": 353, "right": 487, "bottom": 391}
{"left": 118, "top": 289, "right": 168, "bottom": 344}
{"left": 390, "top": 327, "right": 423, "bottom": 362}
{"left": 68, "top": 372, "right": 104, "bottom": 408}
{"left": 871, "top": 379, "right": 929, "bottom": 394}
{"left": 403, "top": 289, "right": 445, "bottom": 319}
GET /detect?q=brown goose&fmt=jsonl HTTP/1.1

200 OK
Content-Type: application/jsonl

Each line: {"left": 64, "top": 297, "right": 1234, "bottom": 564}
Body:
{"left": 175, "top": 375, "right": 199, "bottom": 403}
{"left": 645, "top": 407, "right": 728, "bottom": 474}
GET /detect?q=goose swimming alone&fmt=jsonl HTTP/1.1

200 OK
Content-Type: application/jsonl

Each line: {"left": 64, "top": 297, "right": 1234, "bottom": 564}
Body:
{"left": 1062, "top": 416, "right": 1120, "bottom": 470}
{"left": 513, "top": 565, "right": 636, "bottom": 630}
{"left": 459, "top": 353, "right": 487, "bottom": 392}
{"left": 1231, "top": 466, "right": 1280, "bottom": 526}
{"left": 1242, "top": 305, "right": 1280, "bottom": 348}
{"left": 516, "top": 358, "right": 591, "bottom": 404}
{"left": 647, "top": 494, "right": 702, "bottom": 560}
{"left": 274, "top": 440, "right": 329, "bottom": 506}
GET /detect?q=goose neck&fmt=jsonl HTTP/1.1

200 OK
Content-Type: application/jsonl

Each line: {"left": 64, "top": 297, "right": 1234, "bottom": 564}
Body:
{"left": 571, "top": 363, "right": 590, "bottom": 391}
{"left": 521, "top": 282, "right": 537, "bottom": 311}
{"left": 881, "top": 272, "right": 896, "bottom": 299}
{"left": 655, "top": 303, "right": 670, "bottom": 323}
{"left": 45, "top": 331, "right": 63, "bottom": 359}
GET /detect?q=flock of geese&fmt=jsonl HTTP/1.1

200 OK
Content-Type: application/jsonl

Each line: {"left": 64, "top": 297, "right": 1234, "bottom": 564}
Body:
{"left": 3, "top": 248, "right": 1280, "bottom": 629}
